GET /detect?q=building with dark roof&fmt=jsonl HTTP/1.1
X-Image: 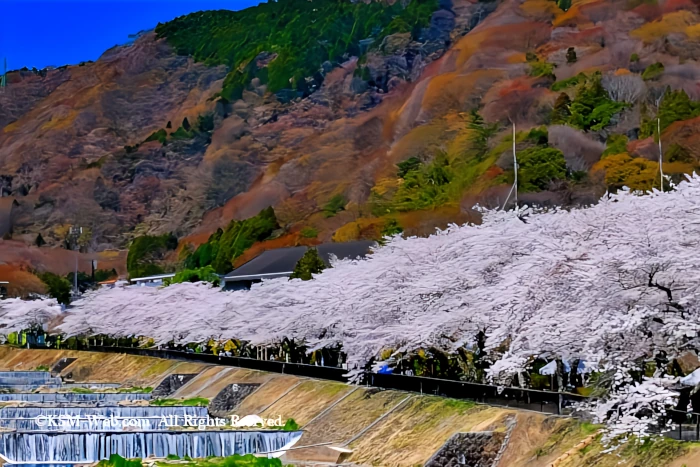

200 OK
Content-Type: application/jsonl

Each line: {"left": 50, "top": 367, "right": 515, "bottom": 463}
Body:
{"left": 222, "top": 241, "right": 376, "bottom": 290}
{"left": 0, "top": 198, "right": 18, "bottom": 239}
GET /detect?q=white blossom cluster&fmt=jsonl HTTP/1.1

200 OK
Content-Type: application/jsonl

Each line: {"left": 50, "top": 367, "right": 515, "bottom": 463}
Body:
{"left": 0, "top": 298, "right": 62, "bottom": 334}
{"left": 4, "top": 177, "right": 700, "bottom": 392}
{"left": 582, "top": 372, "right": 679, "bottom": 438}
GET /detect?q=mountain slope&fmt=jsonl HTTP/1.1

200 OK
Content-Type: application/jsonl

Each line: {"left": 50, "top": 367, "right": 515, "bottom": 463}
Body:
{"left": 3, "top": 0, "right": 700, "bottom": 275}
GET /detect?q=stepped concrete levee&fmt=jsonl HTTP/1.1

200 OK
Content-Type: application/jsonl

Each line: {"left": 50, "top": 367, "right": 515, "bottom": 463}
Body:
{"left": 2, "top": 347, "right": 699, "bottom": 466}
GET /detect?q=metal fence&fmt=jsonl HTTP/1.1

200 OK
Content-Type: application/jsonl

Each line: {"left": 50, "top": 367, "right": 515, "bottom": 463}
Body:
{"left": 659, "top": 409, "right": 700, "bottom": 441}
{"left": 39, "top": 345, "right": 591, "bottom": 415}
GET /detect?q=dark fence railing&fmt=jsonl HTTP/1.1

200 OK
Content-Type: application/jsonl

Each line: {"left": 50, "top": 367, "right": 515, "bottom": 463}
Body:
{"left": 33, "top": 345, "right": 591, "bottom": 415}
{"left": 659, "top": 409, "right": 700, "bottom": 441}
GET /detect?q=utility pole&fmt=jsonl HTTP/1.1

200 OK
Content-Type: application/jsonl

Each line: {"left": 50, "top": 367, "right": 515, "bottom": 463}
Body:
{"left": 67, "top": 226, "right": 82, "bottom": 295}
{"left": 501, "top": 120, "right": 518, "bottom": 211}
{"left": 657, "top": 117, "right": 664, "bottom": 192}
{"left": 513, "top": 121, "right": 518, "bottom": 210}
{"left": 655, "top": 95, "right": 665, "bottom": 192}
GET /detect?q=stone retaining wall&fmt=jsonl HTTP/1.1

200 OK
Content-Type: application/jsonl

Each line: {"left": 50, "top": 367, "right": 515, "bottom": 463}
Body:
{"left": 152, "top": 374, "right": 197, "bottom": 397}
{"left": 424, "top": 431, "right": 504, "bottom": 467}
{"left": 210, "top": 383, "right": 261, "bottom": 417}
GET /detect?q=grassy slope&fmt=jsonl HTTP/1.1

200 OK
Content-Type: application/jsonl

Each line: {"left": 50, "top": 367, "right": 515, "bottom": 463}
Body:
{"left": 0, "top": 347, "right": 697, "bottom": 467}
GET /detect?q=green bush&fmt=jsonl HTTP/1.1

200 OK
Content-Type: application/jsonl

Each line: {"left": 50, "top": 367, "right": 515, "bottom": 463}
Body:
{"left": 168, "top": 266, "right": 220, "bottom": 286}
{"left": 558, "top": 0, "right": 572, "bottom": 11}
{"left": 196, "top": 113, "right": 215, "bottom": 133}
{"left": 96, "top": 455, "right": 142, "bottom": 467}
{"left": 155, "top": 0, "right": 439, "bottom": 100}
{"left": 551, "top": 72, "right": 585, "bottom": 92}
{"left": 569, "top": 73, "right": 626, "bottom": 131}
{"left": 525, "top": 126, "right": 549, "bottom": 145}
{"left": 152, "top": 397, "right": 209, "bottom": 407}
{"left": 640, "top": 88, "right": 700, "bottom": 138}
{"left": 381, "top": 218, "right": 403, "bottom": 237}
{"left": 126, "top": 233, "right": 178, "bottom": 279}
{"left": 323, "top": 194, "right": 346, "bottom": 218}
{"left": 666, "top": 143, "right": 693, "bottom": 163}
{"left": 38, "top": 272, "right": 72, "bottom": 305}
{"left": 566, "top": 47, "right": 576, "bottom": 63}
{"left": 94, "top": 268, "right": 118, "bottom": 282}
{"left": 602, "top": 134, "right": 628, "bottom": 157}
{"left": 551, "top": 92, "right": 572, "bottom": 124}
{"left": 300, "top": 227, "right": 318, "bottom": 238}
{"left": 630, "top": 53, "right": 640, "bottom": 63}
{"left": 392, "top": 151, "right": 454, "bottom": 211}
{"left": 184, "top": 454, "right": 283, "bottom": 467}
{"left": 397, "top": 157, "right": 422, "bottom": 178}
{"left": 6, "top": 333, "right": 17, "bottom": 345}
{"left": 144, "top": 129, "right": 167, "bottom": 145}
{"left": 529, "top": 60, "right": 555, "bottom": 79}
{"left": 282, "top": 418, "right": 299, "bottom": 431}
{"left": 658, "top": 89, "right": 700, "bottom": 131}
{"left": 170, "top": 126, "right": 195, "bottom": 140}
{"left": 642, "top": 62, "right": 664, "bottom": 81}
{"left": 185, "top": 208, "right": 279, "bottom": 274}
{"left": 518, "top": 147, "right": 567, "bottom": 191}
{"left": 290, "top": 248, "right": 326, "bottom": 281}
{"left": 467, "top": 109, "right": 499, "bottom": 159}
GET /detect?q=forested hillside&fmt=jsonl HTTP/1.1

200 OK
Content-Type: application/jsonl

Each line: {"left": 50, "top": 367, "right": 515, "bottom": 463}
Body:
{"left": 155, "top": 0, "right": 439, "bottom": 99}
{"left": 5, "top": 0, "right": 700, "bottom": 285}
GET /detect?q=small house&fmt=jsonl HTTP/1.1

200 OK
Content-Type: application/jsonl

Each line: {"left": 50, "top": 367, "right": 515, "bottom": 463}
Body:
{"left": 222, "top": 241, "right": 375, "bottom": 290}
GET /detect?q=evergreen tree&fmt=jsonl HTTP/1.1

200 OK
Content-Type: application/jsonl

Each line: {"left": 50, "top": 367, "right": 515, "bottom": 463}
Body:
{"left": 551, "top": 92, "right": 571, "bottom": 124}
{"left": 658, "top": 88, "right": 700, "bottom": 132}
{"left": 518, "top": 147, "right": 567, "bottom": 192}
{"left": 569, "top": 74, "right": 626, "bottom": 131}
{"left": 290, "top": 248, "right": 326, "bottom": 281}
{"left": 166, "top": 121, "right": 172, "bottom": 129}
{"left": 566, "top": 47, "right": 577, "bottom": 64}
{"left": 467, "top": 109, "right": 496, "bottom": 158}
{"left": 38, "top": 272, "right": 72, "bottom": 305}
{"left": 182, "top": 117, "right": 191, "bottom": 131}
{"left": 35, "top": 233, "right": 46, "bottom": 247}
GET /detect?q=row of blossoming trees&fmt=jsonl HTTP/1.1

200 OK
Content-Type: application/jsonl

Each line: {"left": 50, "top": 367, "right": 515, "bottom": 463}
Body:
{"left": 3, "top": 178, "right": 700, "bottom": 402}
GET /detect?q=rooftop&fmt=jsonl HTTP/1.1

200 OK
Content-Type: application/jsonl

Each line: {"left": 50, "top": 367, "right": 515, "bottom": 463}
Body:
{"left": 224, "top": 241, "right": 376, "bottom": 282}
{"left": 129, "top": 273, "right": 176, "bottom": 283}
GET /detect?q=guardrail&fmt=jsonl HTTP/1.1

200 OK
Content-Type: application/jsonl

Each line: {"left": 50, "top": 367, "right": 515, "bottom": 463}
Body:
{"left": 659, "top": 409, "right": 700, "bottom": 441}
{"left": 35, "top": 345, "right": 591, "bottom": 415}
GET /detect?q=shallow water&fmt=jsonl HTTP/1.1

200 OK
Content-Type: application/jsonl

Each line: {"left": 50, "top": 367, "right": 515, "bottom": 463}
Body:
{"left": 0, "top": 430, "right": 303, "bottom": 462}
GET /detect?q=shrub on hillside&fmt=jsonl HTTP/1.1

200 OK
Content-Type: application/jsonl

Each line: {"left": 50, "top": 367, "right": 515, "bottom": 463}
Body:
{"left": 551, "top": 93, "right": 572, "bottom": 124}
{"left": 569, "top": 73, "right": 626, "bottom": 131}
{"left": 397, "top": 157, "right": 422, "bottom": 178}
{"left": 185, "top": 207, "right": 279, "bottom": 274}
{"left": 300, "top": 227, "right": 319, "bottom": 238}
{"left": 603, "top": 134, "right": 629, "bottom": 158}
{"left": 126, "top": 234, "right": 178, "bottom": 279}
{"left": 518, "top": 147, "right": 567, "bottom": 192}
{"left": 551, "top": 73, "right": 585, "bottom": 92}
{"left": 38, "top": 272, "right": 72, "bottom": 305}
{"left": 529, "top": 60, "right": 555, "bottom": 79}
{"left": 640, "top": 88, "right": 700, "bottom": 138}
{"left": 323, "top": 194, "right": 347, "bottom": 218}
{"left": 642, "top": 62, "right": 664, "bottom": 81}
{"left": 144, "top": 129, "right": 167, "bottom": 145}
